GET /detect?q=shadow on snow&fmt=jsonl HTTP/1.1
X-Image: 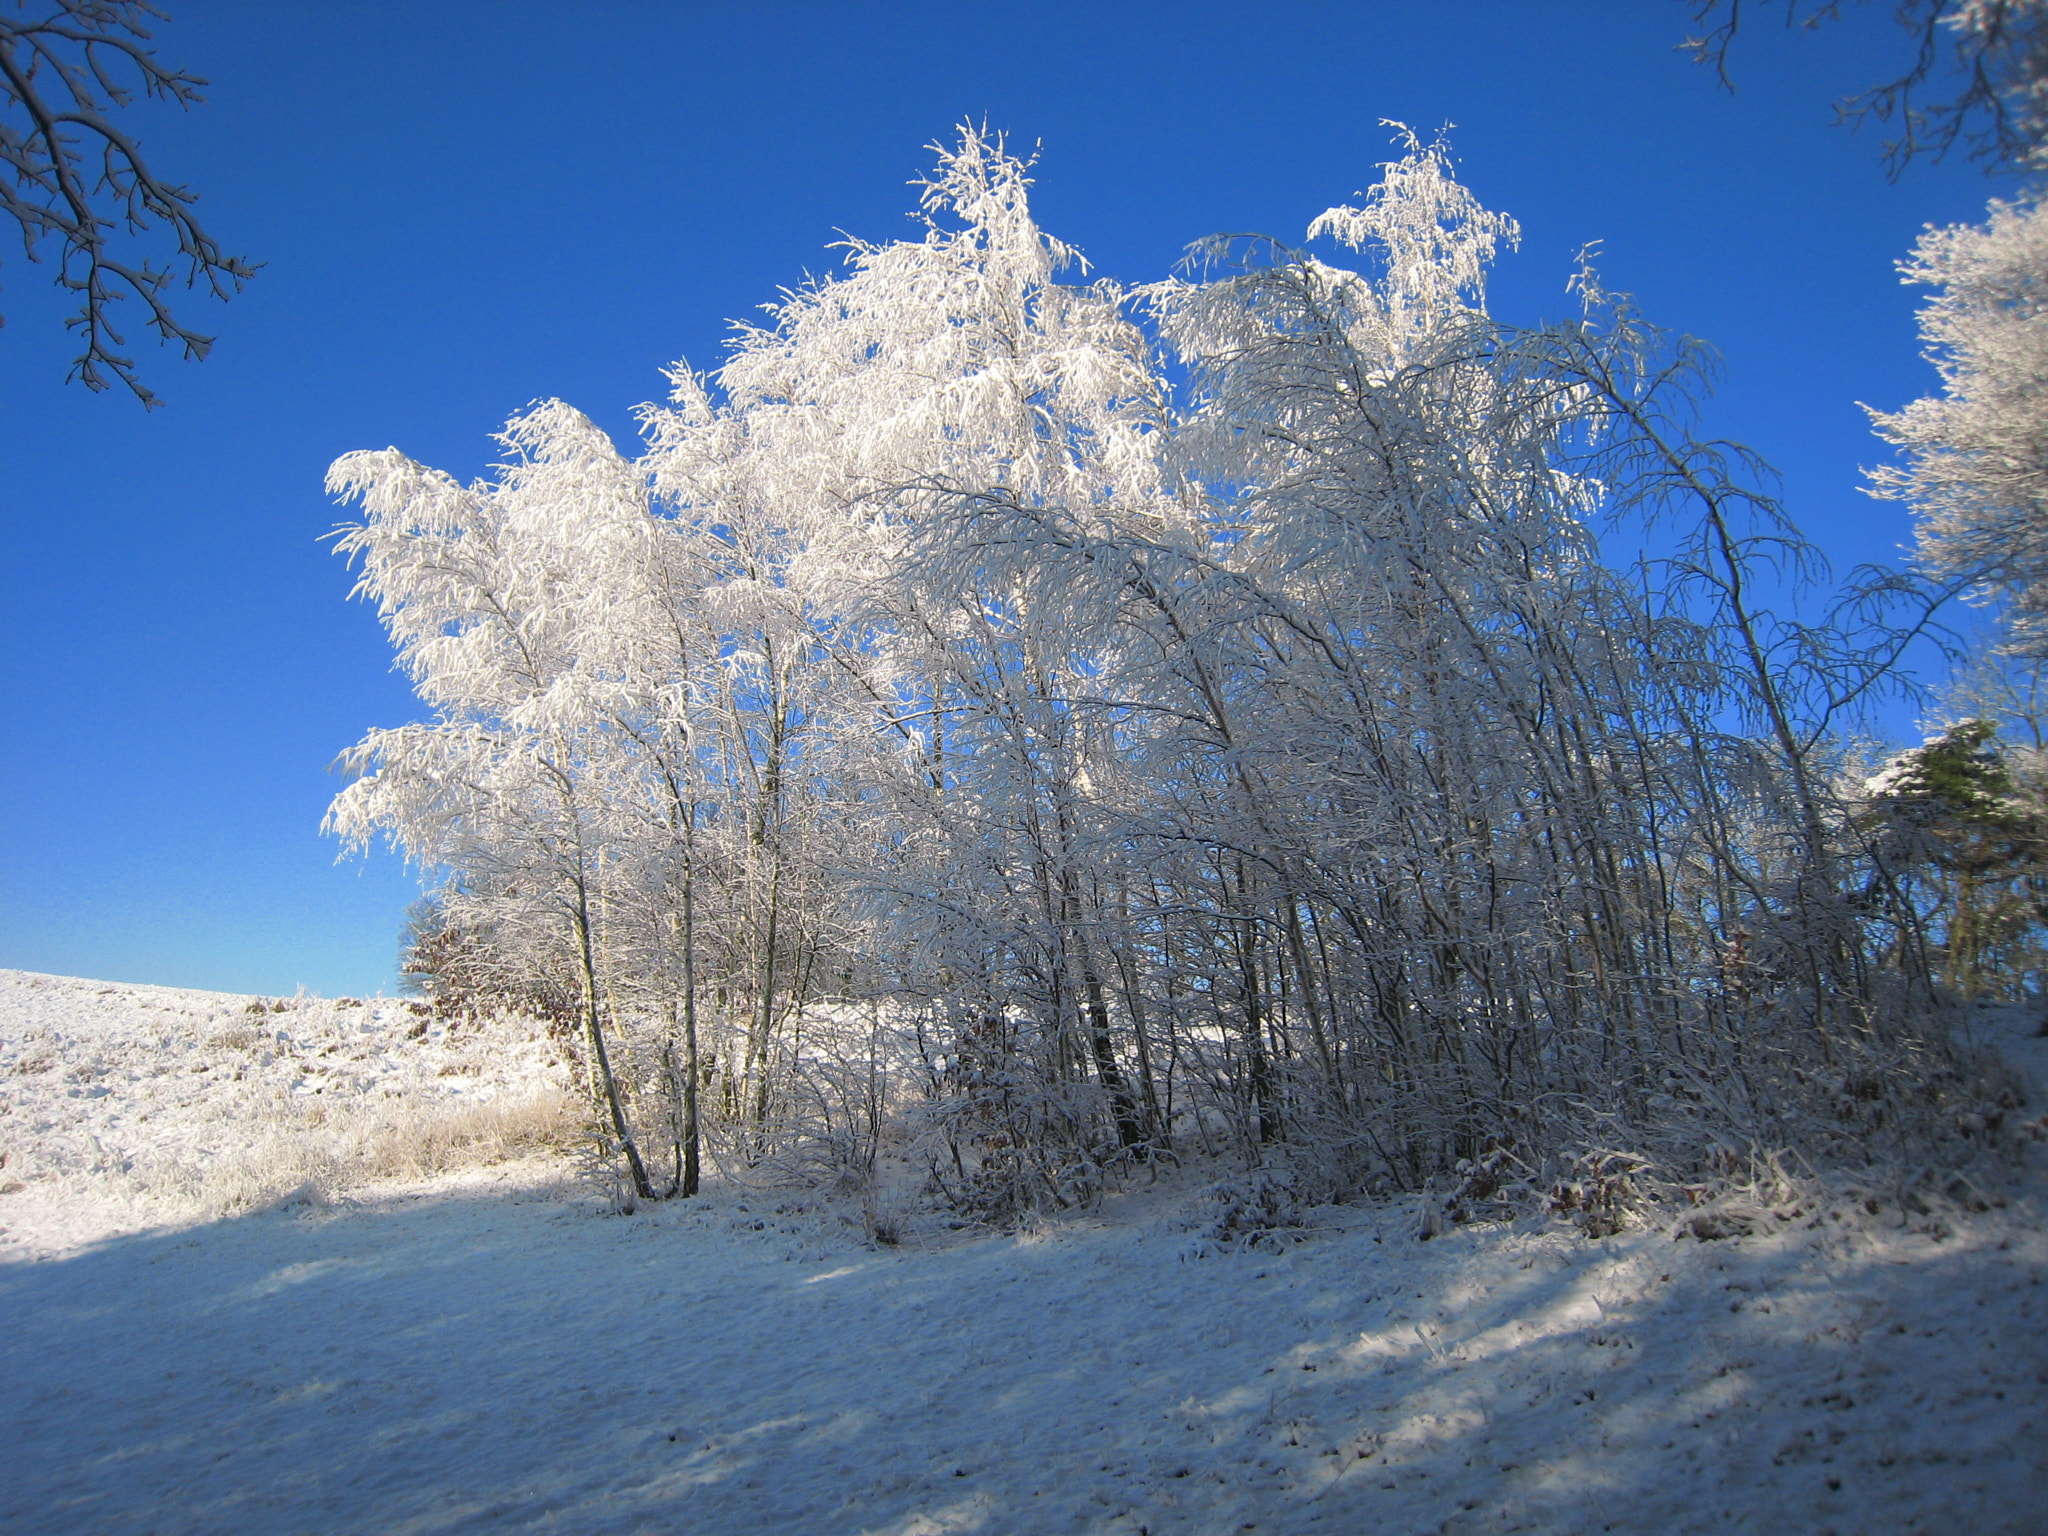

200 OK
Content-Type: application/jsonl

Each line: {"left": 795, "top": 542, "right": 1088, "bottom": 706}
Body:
{"left": 0, "top": 1175, "right": 2038, "bottom": 1535}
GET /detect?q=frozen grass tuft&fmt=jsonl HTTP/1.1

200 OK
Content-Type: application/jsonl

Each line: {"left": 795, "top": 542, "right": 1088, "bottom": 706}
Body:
{"left": 0, "top": 969, "right": 576, "bottom": 1230}
{"left": 26, "top": 1084, "right": 578, "bottom": 1223}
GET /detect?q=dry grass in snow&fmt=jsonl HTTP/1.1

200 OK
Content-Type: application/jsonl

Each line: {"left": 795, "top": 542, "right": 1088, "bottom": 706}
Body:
{"left": 0, "top": 968, "right": 573, "bottom": 1246}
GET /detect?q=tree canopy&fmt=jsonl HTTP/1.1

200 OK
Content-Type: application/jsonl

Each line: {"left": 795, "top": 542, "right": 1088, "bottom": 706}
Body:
{"left": 331, "top": 129, "right": 2001, "bottom": 1217}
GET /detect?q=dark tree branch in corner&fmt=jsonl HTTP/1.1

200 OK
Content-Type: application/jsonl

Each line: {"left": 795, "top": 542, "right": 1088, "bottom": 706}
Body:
{"left": 0, "top": 0, "right": 256, "bottom": 407}
{"left": 1682, "top": 0, "right": 2048, "bottom": 179}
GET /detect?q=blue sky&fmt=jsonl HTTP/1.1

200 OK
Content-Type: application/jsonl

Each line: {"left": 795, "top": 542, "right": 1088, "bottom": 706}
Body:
{"left": 0, "top": 1, "right": 2014, "bottom": 997}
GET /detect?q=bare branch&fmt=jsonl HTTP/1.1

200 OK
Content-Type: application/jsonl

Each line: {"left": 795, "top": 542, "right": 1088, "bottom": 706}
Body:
{"left": 1683, "top": 0, "right": 2048, "bottom": 178}
{"left": 0, "top": 0, "right": 256, "bottom": 406}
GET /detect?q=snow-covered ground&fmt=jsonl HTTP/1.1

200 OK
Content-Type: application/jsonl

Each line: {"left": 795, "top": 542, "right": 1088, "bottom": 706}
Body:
{"left": 0, "top": 968, "right": 571, "bottom": 1244}
{"left": 2, "top": 970, "right": 2045, "bottom": 1535}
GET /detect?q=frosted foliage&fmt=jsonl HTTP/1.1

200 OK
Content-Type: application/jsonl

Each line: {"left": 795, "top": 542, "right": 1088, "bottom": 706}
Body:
{"left": 1306, "top": 125, "right": 1520, "bottom": 354}
{"left": 1949, "top": 0, "right": 2048, "bottom": 169}
{"left": 324, "top": 403, "right": 664, "bottom": 873}
{"left": 323, "top": 129, "right": 1983, "bottom": 1216}
{"left": 326, "top": 405, "right": 652, "bottom": 732}
{"left": 702, "top": 126, "right": 1164, "bottom": 530}
{"left": 1872, "top": 196, "right": 2048, "bottom": 651}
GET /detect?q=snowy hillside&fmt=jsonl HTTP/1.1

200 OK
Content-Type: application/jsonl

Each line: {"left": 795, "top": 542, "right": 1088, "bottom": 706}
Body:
{"left": 0, "top": 968, "right": 571, "bottom": 1252}
{"left": 1, "top": 971, "right": 2044, "bottom": 1534}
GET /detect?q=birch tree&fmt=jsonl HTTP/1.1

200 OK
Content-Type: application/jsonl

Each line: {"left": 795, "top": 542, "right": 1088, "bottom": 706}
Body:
{"left": 1874, "top": 195, "right": 2048, "bottom": 653}
{"left": 326, "top": 404, "right": 665, "bottom": 1199}
{"left": 327, "top": 127, "right": 1976, "bottom": 1222}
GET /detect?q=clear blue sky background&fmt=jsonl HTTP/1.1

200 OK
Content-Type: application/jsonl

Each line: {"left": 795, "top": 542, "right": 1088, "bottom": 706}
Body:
{"left": 0, "top": 1, "right": 2015, "bottom": 998}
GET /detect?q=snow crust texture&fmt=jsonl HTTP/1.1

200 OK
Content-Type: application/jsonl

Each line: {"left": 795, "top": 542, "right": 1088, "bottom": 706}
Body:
{"left": 2, "top": 1167, "right": 2043, "bottom": 1535}
{"left": 3, "top": 973, "right": 2045, "bottom": 1535}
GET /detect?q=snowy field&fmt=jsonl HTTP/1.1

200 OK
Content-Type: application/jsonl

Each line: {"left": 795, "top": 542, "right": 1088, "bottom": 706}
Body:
{"left": 0, "top": 968, "right": 571, "bottom": 1239}
{"left": 3, "top": 970, "right": 2046, "bottom": 1535}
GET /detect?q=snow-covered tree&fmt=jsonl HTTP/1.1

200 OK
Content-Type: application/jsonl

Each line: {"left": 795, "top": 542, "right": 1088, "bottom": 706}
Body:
{"left": 1862, "top": 718, "right": 2048, "bottom": 996}
{"left": 329, "top": 128, "right": 1979, "bottom": 1223}
{"left": 326, "top": 404, "right": 670, "bottom": 1199}
{"left": 1874, "top": 196, "right": 2048, "bottom": 654}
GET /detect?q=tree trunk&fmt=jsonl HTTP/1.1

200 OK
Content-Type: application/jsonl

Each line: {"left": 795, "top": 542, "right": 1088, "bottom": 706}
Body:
{"left": 681, "top": 878, "right": 702, "bottom": 1197}
{"left": 573, "top": 891, "right": 653, "bottom": 1200}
